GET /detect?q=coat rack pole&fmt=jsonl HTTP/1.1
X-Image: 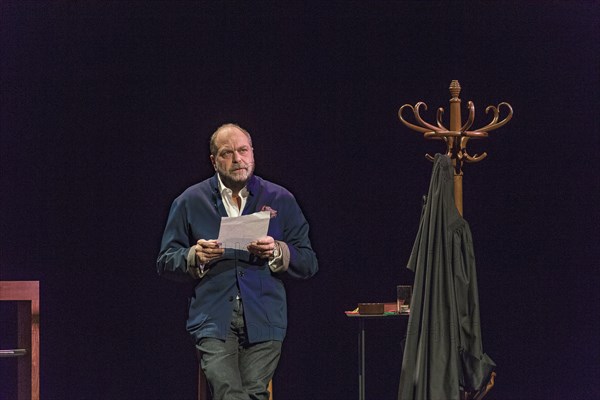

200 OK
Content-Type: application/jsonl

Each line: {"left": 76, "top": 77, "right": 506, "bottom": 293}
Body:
{"left": 449, "top": 81, "right": 464, "bottom": 215}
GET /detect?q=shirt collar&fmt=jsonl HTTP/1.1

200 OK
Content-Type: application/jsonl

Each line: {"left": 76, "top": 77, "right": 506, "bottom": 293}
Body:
{"left": 216, "top": 173, "right": 249, "bottom": 198}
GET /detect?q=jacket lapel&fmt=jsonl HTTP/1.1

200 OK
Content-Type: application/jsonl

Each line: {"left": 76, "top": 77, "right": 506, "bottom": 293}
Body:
{"left": 210, "top": 174, "right": 228, "bottom": 217}
{"left": 242, "top": 176, "right": 260, "bottom": 215}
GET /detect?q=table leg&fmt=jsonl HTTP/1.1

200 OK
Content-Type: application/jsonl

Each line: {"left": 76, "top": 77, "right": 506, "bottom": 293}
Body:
{"left": 358, "top": 318, "right": 365, "bottom": 400}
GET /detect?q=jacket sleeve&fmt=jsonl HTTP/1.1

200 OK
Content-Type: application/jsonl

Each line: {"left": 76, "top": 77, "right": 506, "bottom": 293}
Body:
{"left": 281, "top": 195, "right": 318, "bottom": 280}
{"left": 156, "top": 197, "right": 195, "bottom": 282}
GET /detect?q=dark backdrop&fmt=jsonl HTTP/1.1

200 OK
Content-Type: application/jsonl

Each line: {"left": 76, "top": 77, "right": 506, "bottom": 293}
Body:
{"left": 1, "top": 2, "right": 598, "bottom": 399}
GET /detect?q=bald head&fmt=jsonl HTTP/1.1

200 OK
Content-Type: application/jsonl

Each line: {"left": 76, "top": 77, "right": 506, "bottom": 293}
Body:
{"left": 210, "top": 123, "right": 253, "bottom": 157}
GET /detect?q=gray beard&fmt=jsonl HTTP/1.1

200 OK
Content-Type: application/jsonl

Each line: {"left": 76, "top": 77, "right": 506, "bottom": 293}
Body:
{"left": 218, "top": 169, "right": 253, "bottom": 193}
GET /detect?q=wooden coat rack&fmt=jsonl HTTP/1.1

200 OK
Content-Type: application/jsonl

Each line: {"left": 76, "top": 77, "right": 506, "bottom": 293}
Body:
{"left": 398, "top": 80, "right": 513, "bottom": 215}
{"left": 398, "top": 80, "right": 513, "bottom": 398}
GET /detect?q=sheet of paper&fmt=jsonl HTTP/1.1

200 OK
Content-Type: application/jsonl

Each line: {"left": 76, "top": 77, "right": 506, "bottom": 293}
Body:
{"left": 216, "top": 210, "right": 271, "bottom": 249}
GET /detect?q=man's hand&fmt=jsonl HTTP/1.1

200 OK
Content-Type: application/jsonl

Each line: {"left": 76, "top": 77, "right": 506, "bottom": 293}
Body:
{"left": 247, "top": 236, "right": 278, "bottom": 259}
{"left": 195, "top": 239, "right": 224, "bottom": 265}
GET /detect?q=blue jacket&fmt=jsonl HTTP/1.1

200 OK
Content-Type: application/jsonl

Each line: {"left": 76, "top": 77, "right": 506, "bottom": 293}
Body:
{"left": 157, "top": 174, "right": 318, "bottom": 343}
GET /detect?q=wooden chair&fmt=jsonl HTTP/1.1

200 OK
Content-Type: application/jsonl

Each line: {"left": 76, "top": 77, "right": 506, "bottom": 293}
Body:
{"left": 461, "top": 372, "right": 496, "bottom": 400}
{"left": 0, "top": 281, "right": 40, "bottom": 400}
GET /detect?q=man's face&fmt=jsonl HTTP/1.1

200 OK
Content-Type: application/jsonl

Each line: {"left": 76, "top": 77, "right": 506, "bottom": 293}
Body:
{"left": 210, "top": 127, "right": 255, "bottom": 190}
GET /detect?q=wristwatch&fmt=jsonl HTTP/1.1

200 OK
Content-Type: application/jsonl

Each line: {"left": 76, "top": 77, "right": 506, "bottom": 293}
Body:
{"left": 272, "top": 242, "right": 281, "bottom": 259}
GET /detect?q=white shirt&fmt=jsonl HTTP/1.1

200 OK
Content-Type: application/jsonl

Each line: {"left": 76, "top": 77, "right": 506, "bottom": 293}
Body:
{"left": 217, "top": 173, "right": 249, "bottom": 217}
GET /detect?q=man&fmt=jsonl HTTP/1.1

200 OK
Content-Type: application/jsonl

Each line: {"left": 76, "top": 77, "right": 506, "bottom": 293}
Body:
{"left": 157, "top": 123, "right": 318, "bottom": 400}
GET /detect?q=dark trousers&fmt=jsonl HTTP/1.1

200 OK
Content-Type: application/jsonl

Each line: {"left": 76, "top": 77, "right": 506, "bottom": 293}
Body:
{"left": 196, "top": 298, "right": 281, "bottom": 400}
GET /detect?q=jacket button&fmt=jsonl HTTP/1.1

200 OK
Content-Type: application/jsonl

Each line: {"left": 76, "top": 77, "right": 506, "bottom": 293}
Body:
{"left": 238, "top": 271, "right": 245, "bottom": 277}
{"left": 228, "top": 296, "right": 234, "bottom": 302}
